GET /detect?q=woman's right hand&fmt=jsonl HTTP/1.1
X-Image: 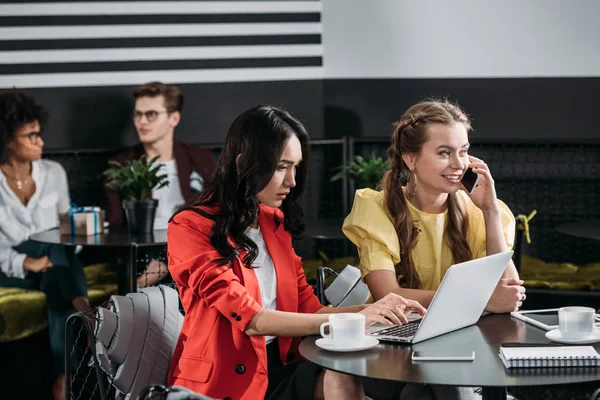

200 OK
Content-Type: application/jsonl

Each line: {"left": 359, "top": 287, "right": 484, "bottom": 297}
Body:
{"left": 359, "top": 293, "right": 426, "bottom": 327}
{"left": 23, "top": 256, "right": 53, "bottom": 273}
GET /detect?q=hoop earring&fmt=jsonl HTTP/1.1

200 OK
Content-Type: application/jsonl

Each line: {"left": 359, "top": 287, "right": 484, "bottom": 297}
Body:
{"left": 409, "top": 170, "right": 417, "bottom": 197}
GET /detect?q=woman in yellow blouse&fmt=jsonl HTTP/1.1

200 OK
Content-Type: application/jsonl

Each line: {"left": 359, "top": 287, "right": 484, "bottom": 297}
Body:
{"left": 343, "top": 100, "right": 526, "bottom": 399}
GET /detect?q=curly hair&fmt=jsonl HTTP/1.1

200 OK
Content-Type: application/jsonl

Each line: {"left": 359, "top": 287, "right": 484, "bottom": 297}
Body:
{"left": 0, "top": 89, "right": 48, "bottom": 163}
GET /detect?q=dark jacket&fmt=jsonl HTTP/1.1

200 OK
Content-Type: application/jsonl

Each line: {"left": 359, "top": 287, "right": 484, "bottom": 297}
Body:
{"left": 104, "top": 140, "right": 217, "bottom": 226}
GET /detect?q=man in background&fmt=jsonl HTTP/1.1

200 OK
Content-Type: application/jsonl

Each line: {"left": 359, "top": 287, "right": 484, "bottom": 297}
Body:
{"left": 105, "top": 81, "right": 217, "bottom": 287}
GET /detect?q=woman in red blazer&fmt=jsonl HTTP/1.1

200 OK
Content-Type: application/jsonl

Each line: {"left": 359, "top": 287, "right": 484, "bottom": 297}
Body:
{"left": 167, "top": 105, "right": 425, "bottom": 400}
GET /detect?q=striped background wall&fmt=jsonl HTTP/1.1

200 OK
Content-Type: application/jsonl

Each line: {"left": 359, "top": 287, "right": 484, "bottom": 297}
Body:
{"left": 0, "top": 0, "right": 324, "bottom": 148}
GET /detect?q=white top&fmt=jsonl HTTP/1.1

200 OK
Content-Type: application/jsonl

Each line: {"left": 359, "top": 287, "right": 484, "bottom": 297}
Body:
{"left": 152, "top": 160, "right": 185, "bottom": 230}
{"left": 245, "top": 226, "right": 277, "bottom": 345}
{"left": 0, "top": 160, "right": 70, "bottom": 279}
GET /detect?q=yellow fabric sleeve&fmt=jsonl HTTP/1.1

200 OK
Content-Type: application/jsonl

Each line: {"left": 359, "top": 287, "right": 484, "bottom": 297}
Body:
{"left": 342, "top": 189, "right": 399, "bottom": 278}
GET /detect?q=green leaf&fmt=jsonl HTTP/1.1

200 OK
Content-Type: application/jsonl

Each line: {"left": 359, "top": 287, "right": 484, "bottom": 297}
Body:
{"left": 330, "top": 152, "right": 390, "bottom": 189}
{"left": 103, "top": 155, "right": 171, "bottom": 201}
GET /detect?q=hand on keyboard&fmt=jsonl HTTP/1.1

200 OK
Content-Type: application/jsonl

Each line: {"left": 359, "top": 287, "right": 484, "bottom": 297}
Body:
{"left": 360, "top": 293, "right": 426, "bottom": 327}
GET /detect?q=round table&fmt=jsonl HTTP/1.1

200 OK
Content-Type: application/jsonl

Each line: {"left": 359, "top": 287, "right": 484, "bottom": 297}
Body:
{"left": 300, "top": 314, "right": 600, "bottom": 400}
{"left": 29, "top": 228, "right": 167, "bottom": 294}
{"left": 556, "top": 220, "right": 600, "bottom": 241}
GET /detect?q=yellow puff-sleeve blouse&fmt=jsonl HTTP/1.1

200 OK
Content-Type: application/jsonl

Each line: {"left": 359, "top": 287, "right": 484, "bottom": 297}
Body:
{"left": 342, "top": 189, "right": 515, "bottom": 290}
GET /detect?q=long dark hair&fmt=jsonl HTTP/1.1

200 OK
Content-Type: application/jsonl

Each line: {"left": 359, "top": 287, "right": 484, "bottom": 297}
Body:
{"left": 173, "top": 105, "right": 310, "bottom": 267}
{"left": 383, "top": 99, "right": 472, "bottom": 288}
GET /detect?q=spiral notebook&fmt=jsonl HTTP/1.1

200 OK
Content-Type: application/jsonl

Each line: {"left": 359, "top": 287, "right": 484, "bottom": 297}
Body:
{"left": 499, "top": 345, "right": 600, "bottom": 368}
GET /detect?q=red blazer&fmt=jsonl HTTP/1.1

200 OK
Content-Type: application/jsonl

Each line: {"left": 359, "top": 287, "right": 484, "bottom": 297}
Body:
{"left": 104, "top": 140, "right": 217, "bottom": 226}
{"left": 167, "top": 204, "right": 323, "bottom": 400}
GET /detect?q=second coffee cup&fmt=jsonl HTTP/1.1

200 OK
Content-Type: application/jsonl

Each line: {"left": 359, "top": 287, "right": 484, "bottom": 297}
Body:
{"left": 320, "top": 313, "right": 366, "bottom": 346}
{"left": 558, "top": 306, "right": 596, "bottom": 340}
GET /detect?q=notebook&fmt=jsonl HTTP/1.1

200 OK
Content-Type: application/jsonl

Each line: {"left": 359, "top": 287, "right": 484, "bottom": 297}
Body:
{"left": 499, "top": 345, "right": 600, "bottom": 368}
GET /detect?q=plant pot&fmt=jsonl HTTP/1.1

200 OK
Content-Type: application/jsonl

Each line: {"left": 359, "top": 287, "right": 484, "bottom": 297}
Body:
{"left": 122, "top": 199, "right": 158, "bottom": 233}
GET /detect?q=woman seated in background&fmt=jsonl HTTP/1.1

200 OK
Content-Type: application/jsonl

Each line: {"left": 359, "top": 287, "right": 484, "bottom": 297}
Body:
{"left": 0, "top": 90, "right": 89, "bottom": 400}
{"left": 167, "top": 105, "right": 426, "bottom": 400}
{"left": 343, "top": 99, "right": 526, "bottom": 400}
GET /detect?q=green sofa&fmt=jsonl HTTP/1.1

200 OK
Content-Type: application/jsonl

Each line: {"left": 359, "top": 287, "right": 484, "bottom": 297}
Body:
{"left": 0, "top": 263, "right": 118, "bottom": 343}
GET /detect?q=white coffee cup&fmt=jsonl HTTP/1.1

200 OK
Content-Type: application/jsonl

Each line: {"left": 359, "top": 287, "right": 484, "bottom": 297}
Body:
{"left": 320, "top": 313, "right": 366, "bottom": 346}
{"left": 558, "top": 306, "right": 596, "bottom": 340}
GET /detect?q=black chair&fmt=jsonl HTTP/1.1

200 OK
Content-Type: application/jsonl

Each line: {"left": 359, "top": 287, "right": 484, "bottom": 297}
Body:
{"left": 315, "top": 265, "right": 369, "bottom": 307}
{"left": 65, "top": 285, "right": 183, "bottom": 400}
{"left": 315, "top": 265, "right": 332, "bottom": 305}
{"left": 65, "top": 307, "right": 115, "bottom": 400}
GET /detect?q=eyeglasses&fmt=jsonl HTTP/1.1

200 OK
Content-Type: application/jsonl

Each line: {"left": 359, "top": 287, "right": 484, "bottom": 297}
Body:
{"left": 18, "top": 131, "right": 43, "bottom": 143}
{"left": 133, "top": 110, "right": 168, "bottom": 123}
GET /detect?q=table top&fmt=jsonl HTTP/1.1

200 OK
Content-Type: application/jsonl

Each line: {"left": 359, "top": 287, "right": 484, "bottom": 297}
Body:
{"left": 29, "top": 228, "right": 167, "bottom": 248}
{"left": 299, "top": 314, "right": 600, "bottom": 388}
{"left": 556, "top": 220, "right": 600, "bottom": 241}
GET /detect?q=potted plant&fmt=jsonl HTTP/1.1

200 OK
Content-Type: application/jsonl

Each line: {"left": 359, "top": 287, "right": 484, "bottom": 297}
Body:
{"left": 104, "top": 155, "right": 169, "bottom": 233}
{"left": 331, "top": 153, "right": 390, "bottom": 190}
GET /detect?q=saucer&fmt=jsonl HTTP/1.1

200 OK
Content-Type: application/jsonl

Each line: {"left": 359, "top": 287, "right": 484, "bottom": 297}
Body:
{"left": 545, "top": 328, "right": 600, "bottom": 344}
{"left": 315, "top": 336, "right": 379, "bottom": 352}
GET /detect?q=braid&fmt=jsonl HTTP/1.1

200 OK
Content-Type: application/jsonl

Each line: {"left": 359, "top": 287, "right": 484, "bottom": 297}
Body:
{"left": 383, "top": 99, "right": 473, "bottom": 288}
{"left": 384, "top": 123, "right": 422, "bottom": 288}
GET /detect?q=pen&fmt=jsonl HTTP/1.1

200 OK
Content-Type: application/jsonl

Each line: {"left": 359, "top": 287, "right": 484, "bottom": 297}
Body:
{"left": 501, "top": 342, "right": 564, "bottom": 347}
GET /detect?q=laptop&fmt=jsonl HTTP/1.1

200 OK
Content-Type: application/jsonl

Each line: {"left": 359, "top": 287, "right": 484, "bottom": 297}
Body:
{"left": 366, "top": 250, "right": 514, "bottom": 344}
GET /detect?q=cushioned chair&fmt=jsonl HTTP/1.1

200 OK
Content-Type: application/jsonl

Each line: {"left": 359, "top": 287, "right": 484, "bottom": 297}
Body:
{"left": 67, "top": 284, "right": 183, "bottom": 400}
{"left": 0, "top": 263, "right": 117, "bottom": 342}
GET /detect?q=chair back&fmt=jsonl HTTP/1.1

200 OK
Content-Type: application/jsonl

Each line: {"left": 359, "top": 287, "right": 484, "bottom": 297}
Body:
{"left": 317, "top": 265, "right": 369, "bottom": 307}
{"left": 92, "top": 285, "right": 184, "bottom": 400}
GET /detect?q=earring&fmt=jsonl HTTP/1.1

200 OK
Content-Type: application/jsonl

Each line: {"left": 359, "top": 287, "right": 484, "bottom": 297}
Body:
{"left": 409, "top": 170, "right": 417, "bottom": 197}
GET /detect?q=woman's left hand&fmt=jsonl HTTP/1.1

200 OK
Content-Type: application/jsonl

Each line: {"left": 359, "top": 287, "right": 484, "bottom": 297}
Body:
{"left": 462, "top": 155, "right": 499, "bottom": 213}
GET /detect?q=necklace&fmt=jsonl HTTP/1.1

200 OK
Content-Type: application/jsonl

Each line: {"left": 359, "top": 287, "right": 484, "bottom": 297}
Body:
{"left": 14, "top": 176, "right": 31, "bottom": 191}
{"left": 1, "top": 168, "right": 32, "bottom": 192}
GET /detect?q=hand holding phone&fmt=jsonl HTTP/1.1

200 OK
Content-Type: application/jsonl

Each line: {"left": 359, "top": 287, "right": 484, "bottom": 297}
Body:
{"left": 460, "top": 167, "right": 480, "bottom": 194}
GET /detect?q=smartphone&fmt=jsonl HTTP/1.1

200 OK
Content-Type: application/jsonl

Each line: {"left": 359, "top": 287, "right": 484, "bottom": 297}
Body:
{"left": 461, "top": 168, "right": 480, "bottom": 194}
{"left": 411, "top": 351, "right": 475, "bottom": 362}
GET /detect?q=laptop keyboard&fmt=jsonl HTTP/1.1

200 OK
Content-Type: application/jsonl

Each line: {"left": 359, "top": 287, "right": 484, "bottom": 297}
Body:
{"left": 372, "top": 320, "right": 420, "bottom": 338}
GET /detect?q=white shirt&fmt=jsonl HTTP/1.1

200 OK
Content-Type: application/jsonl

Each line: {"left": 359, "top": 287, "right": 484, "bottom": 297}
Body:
{"left": 245, "top": 226, "right": 277, "bottom": 344}
{"left": 0, "top": 160, "right": 70, "bottom": 279}
{"left": 152, "top": 160, "right": 185, "bottom": 230}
